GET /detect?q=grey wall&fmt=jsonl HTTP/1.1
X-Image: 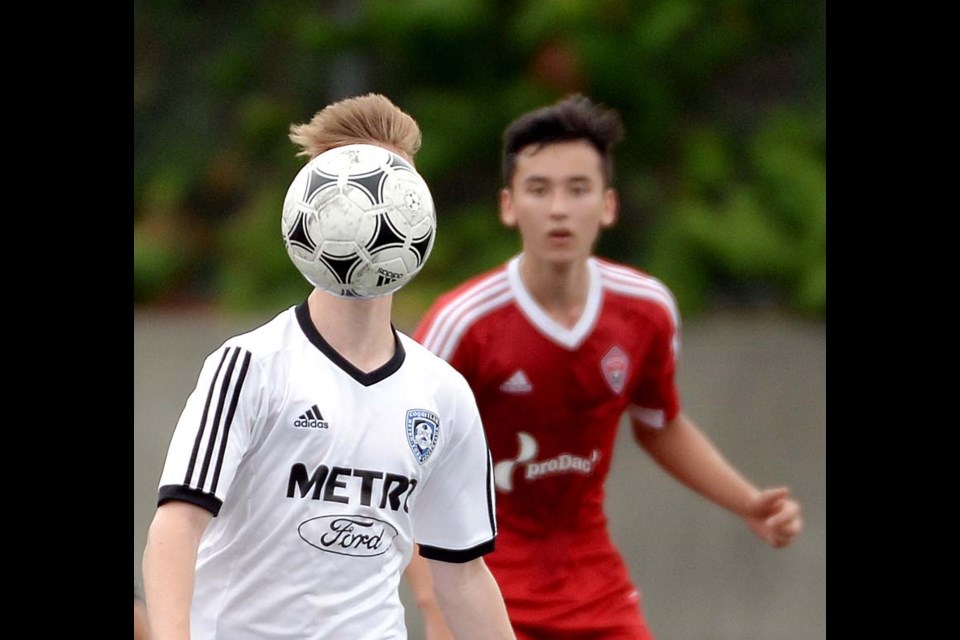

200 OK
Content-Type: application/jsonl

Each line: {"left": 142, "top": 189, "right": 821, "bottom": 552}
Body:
{"left": 134, "top": 311, "right": 826, "bottom": 640}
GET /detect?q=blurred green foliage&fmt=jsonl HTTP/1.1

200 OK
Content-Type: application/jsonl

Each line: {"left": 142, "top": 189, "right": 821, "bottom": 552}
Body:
{"left": 134, "top": 0, "right": 825, "bottom": 320}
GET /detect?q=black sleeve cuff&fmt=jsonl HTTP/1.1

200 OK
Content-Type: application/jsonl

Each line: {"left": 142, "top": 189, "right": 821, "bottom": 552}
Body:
{"left": 418, "top": 537, "right": 495, "bottom": 563}
{"left": 158, "top": 485, "right": 223, "bottom": 516}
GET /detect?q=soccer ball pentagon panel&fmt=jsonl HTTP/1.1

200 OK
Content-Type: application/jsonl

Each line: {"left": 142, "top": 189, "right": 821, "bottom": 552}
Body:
{"left": 281, "top": 143, "right": 436, "bottom": 299}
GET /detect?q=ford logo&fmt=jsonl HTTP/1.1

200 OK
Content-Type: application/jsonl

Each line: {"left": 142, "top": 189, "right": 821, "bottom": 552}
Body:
{"left": 298, "top": 514, "right": 398, "bottom": 557}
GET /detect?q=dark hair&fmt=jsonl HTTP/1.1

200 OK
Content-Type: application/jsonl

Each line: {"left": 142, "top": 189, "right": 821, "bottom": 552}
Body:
{"left": 501, "top": 94, "right": 625, "bottom": 188}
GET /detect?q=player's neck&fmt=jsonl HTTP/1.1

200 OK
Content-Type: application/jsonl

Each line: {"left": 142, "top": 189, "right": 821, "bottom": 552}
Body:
{"left": 306, "top": 289, "right": 397, "bottom": 372}
{"left": 518, "top": 254, "right": 590, "bottom": 329}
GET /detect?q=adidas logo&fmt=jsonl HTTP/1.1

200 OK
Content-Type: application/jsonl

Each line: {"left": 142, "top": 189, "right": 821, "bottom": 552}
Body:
{"left": 376, "top": 267, "right": 403, "bottom": 286}
{"left": 293, "top": 404, "right": 329, "bottom": 429}
{"left": 500, "top": 370, "right": 533, "bottom": 394}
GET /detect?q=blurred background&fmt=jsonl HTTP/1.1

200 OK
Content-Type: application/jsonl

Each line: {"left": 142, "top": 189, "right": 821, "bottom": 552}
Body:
{"left": 133, "top": 0, "right": 825, "bottom": 326}
{"left": 134, "top": 1, "right": 825, "bottom": 638}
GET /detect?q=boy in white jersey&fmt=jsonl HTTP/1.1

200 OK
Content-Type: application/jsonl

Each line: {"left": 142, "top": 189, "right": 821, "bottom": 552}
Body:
{"left": 142, "top": 93, "right": 515, "bottom": 640}
{"left": 405, "top": 94, "right": 804, "bottom": 639}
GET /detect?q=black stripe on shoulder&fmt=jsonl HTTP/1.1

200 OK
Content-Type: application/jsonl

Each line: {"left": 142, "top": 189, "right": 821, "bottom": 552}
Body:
{"left": 184, "top": 348, "right": 232, "bottom": 485}
{"left": 211, "top": 350, "right": 252, "bottom": 494}
{"left": 198, "top": 347, "right": 244, "bottom": 489}
{"left": 418, "top": 537, "right": 496, "bottom": 564}
{"left": 158, "top": 485, "right": 223, "bottom": 516}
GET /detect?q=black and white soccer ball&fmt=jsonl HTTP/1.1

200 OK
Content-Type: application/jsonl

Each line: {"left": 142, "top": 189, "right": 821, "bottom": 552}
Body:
{"left": 281, "top": 143, "right": 436, "bottom": 299}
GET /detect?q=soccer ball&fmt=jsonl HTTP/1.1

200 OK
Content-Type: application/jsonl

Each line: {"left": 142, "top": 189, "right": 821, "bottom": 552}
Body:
{"left": 281, "top": 143, "right": 436, "bottom": 299}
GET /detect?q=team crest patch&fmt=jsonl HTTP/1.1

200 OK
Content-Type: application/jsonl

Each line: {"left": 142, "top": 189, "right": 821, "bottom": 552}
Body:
{"left": 406, "top": 409, "right": 440, "bottom": 464}
{"left": 601, "top": 346, "right": 630, "bottom": 394}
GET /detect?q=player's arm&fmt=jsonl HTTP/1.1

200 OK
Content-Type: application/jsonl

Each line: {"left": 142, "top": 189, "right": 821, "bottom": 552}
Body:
{"left": 134, "top": 592, "right": 151, "bottom": 640}
{"left": 428, "top": 556, "right": 515, "bottom": 639}
{"left": 142, "top": 500, "right": 213, "bottom": 640}
{"left": 632, "top": 411, "right": 803, "bottom": 548}
{"left": 404, "top": 551, "right": 454, "bottom": 640}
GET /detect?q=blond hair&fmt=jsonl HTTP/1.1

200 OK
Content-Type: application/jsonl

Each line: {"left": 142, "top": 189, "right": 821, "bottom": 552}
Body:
{"left": 288, "top": 93, "right": 422, "bottom": 160}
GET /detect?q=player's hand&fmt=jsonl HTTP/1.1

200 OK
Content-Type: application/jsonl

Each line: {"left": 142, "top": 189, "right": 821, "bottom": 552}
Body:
{"left": 745, "top": 487, "right": 803, "bottom": 548}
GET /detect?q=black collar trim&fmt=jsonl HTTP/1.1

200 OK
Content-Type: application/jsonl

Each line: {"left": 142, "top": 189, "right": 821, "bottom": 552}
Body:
{"left": 295, "top": 301, "right": 405, "bottom": 387}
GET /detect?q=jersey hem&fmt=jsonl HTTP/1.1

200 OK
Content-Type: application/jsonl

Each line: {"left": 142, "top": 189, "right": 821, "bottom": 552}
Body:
{"left": 158, "top": 484, "right": 223, "bottom": 516}
{"left": 418, "top": 537, "right": 496, "bottom": 563}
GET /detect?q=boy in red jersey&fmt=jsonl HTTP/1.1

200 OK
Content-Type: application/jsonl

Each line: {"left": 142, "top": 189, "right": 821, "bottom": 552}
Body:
{"left": 405, "top": 94, "right": 803, "bottom": 639}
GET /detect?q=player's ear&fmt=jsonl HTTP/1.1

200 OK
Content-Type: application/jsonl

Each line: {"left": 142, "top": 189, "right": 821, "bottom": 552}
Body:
{"left": 600, "top": 188, "right": 618, "bottom": 228}
{"left": 499, "top": 188, "right": 517, "bottom": 228}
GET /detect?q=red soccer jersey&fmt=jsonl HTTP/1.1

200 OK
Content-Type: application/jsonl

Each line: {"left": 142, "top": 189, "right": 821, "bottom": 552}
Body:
{"left": 414, "top": 255, "right": 681, "bottom": 635}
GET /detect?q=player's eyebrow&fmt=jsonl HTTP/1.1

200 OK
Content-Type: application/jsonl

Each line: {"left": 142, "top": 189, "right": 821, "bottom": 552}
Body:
{"left": 522, "top": 174, "right": 592, "bottom": 186}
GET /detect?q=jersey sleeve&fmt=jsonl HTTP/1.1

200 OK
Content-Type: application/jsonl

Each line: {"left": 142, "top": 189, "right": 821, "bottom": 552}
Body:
{"left": 627, "top": 303, "right": 682, "bottom": 431}
{"left": 411, "top": 299, "right": 441, "bottom": 345}
{"left": 156, "top": 343, "right": 262, "bottom": 516}
{"left": 412, "top": 296, "right": 479, "bottom": 380}
{"left": 411, "top": 379, "right": 496, "bottom": 563}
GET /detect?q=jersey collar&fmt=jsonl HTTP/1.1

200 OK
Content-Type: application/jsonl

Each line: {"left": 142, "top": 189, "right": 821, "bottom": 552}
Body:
{"left": 506, "top": 254, "right": 602, "bottom": 350}
{"left": 295, "top": 301, "right": 405, "bottom": 386}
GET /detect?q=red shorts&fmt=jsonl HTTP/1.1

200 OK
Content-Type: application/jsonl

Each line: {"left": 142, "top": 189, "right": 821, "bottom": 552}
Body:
{"left": 512, "top": 616, "right": 653, "bottom": 640}
{"left": 486, "top": 528, "right": 654, "bottom": 639}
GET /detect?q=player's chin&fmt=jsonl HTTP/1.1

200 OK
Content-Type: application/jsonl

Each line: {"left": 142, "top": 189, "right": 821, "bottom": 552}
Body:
{"left": 537, "top": 240, "right": 589, "bottom": 264}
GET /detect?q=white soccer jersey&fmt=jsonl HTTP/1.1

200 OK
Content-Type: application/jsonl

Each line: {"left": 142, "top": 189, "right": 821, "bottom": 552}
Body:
{"left": 156, "top": 302, "right": 497, "bottom": 640}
